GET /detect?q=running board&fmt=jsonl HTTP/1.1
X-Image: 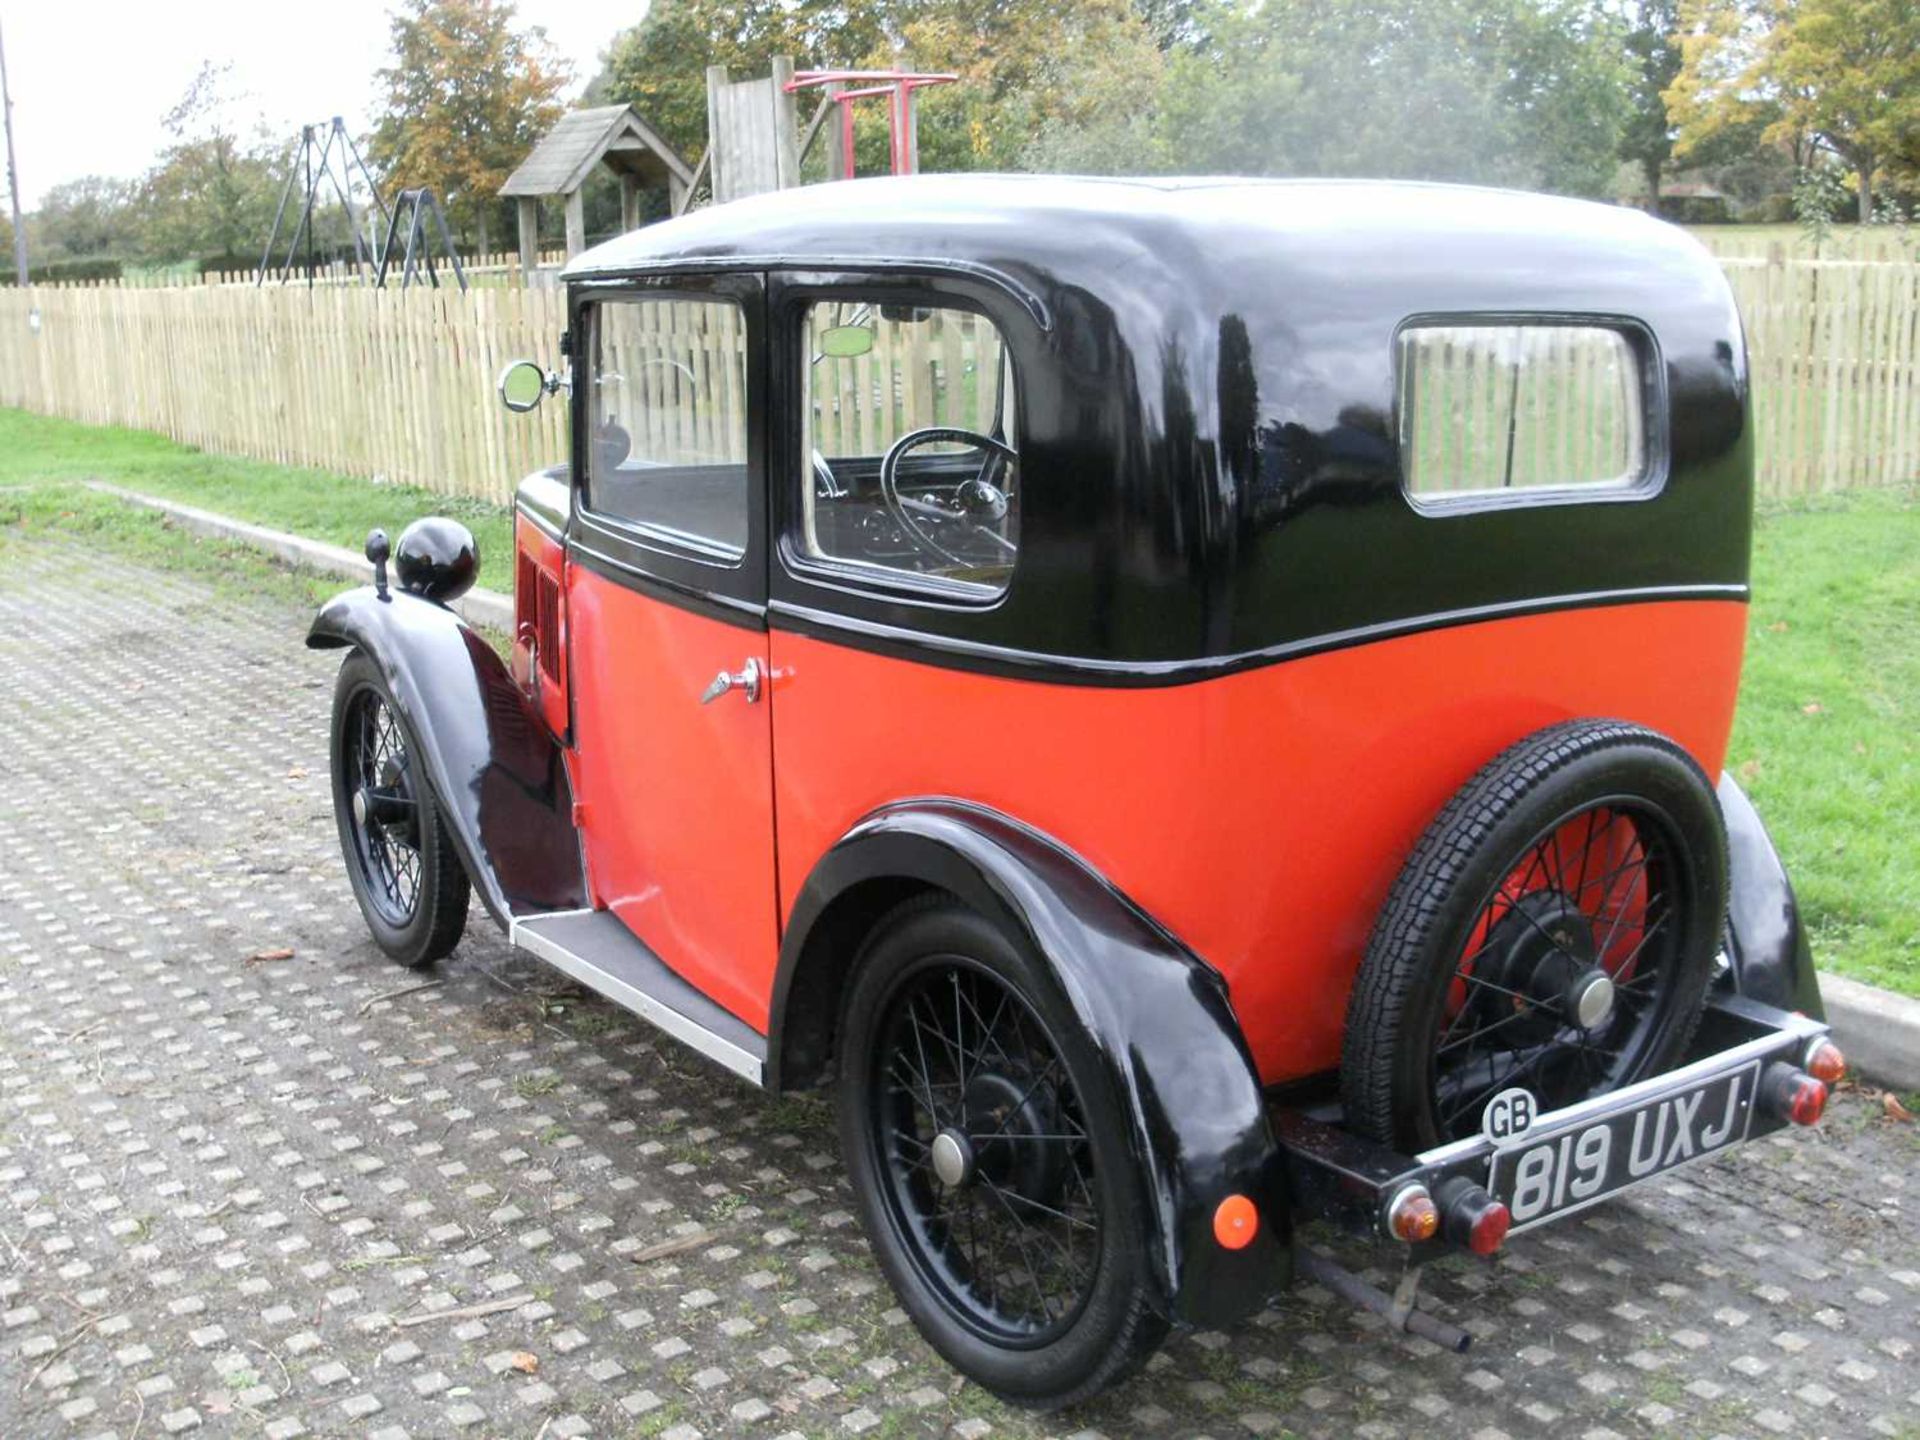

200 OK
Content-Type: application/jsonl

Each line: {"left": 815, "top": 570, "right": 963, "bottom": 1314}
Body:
{"left": 509, "top": 909, "right": 768, "bottom": 1085}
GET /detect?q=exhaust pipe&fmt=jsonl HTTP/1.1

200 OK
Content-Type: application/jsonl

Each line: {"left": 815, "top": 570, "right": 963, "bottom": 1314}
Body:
{"left": 1294, "top": 1248, "right": 1472, "bottom": 1353}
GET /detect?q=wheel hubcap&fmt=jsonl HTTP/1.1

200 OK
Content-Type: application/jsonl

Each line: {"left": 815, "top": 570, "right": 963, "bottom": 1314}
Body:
{"left": 1568, "top": 969, "right": 1616, "bottom": 1029}
{"left": 930, "top": 1129, "right": 973, "bottom": 1189}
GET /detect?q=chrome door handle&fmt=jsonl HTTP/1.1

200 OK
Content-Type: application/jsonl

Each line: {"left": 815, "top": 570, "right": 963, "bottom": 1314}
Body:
{"left": 699, "top": 657, "right": 762, "bottom": 705}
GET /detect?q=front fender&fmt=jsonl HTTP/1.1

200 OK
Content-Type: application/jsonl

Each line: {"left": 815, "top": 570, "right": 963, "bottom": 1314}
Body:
{"left": 773, "top": 800, "right": 1289, "bottom": 1329}
{"left": 1718, "top": 773, "right": 1823, "bottom": 1018}
{"left": 307, "top": 586, "right": 585, "bottom": 925}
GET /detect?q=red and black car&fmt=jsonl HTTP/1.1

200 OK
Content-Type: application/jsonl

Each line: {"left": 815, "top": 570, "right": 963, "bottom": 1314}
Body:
{"left": 308, "top": 175, "right": 1842, "bottom": 1408}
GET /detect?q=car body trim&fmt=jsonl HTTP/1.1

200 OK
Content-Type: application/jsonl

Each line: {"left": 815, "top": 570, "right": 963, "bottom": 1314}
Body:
{"left": 510, "top": 909, "right": 768, "bottom": 1085}
{"left": 768, "top": 584, "right": 1749, "bottom": 687}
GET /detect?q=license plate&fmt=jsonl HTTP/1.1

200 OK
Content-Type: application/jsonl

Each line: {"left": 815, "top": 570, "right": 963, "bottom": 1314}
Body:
{"left": 1489, "top": 1061, "right": 1761, "bottom": 1231}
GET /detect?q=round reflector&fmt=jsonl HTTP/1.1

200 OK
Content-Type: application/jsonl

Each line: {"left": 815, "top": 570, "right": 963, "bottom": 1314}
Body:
{"left": 1213, "top": 1194, "right": 1259, "bottom": 1250}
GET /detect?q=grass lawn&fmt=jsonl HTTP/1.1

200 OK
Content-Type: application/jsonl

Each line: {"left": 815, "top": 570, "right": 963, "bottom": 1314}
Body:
{"left": 0, "top": 409, "right": 516, "bottom": 591}
{"left": 1730, "top": 487, "right": 1920, "bottom": 998}
{"left": 2, "top": 405, "right": 1914, "bottom": 996}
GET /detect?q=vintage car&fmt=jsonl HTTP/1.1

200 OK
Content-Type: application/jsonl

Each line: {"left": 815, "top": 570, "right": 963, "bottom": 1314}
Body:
{"left": 308, "top": 175, "right": 1843, "bottom": 1408}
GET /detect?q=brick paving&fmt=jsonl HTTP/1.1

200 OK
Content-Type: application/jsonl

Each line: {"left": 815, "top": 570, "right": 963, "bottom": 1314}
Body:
{"left": 1, "top": 527, "right": 1915, "bottom": 1440}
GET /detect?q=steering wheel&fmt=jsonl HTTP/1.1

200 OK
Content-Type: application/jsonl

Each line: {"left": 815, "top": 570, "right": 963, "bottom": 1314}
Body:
{"left": 878, "top": 427, "right": 1017, "bottom": 569}
{"left": 811, "top": 448, "right": 847, "bottom": 500}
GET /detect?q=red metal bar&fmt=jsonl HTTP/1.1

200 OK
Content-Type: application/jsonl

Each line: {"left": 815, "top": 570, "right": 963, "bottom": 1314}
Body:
{"left": 786, "top": 68, "right": 958, "bottom": 178}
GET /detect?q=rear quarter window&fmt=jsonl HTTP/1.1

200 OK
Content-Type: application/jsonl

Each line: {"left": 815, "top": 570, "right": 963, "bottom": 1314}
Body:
{"left": 1397, "top": 322, "right": 1653, "bottom": 507}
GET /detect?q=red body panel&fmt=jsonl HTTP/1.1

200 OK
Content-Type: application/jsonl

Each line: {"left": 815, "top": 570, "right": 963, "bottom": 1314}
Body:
{"left": 566, "top": 567, "right": 779, "bottom": 1029}
{"left": 514, "top": 516, "right": 570, "bottom": 738}
{"left": 768, "top": 600, "right": 1747, "bottom": 1084}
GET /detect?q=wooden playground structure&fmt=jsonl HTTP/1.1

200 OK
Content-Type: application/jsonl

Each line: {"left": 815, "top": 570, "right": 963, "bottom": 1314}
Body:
{"left": 502, "top": 59, "right": 956, "bottom": 277}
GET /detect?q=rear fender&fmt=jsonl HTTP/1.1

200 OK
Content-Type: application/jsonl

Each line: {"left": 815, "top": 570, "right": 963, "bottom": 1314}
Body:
{"left": 307, "top": 586, "right": 585, "bottom": 925}
{"left": 1717, "top": 773, "right": 1823, "bottom": 1017}
{"left": 772, "top": 799, "right": 1289, "bottom": 1328}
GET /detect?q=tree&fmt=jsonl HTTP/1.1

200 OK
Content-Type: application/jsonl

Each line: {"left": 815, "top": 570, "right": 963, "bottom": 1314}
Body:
{"left": 591, "top": 0, "right": 890, "bottom": 165}
{"left": 32, "top": 175, "right": 139, "bottom": 260}
{"left": 370, "top": 0, "right": 569, "bottom": 251}
{"left": 1668, "top": 0, "right": 1920, "bottom": 219}
{"left": 592, "top": 0, "right": 1161, "bottom": 180}
{"left": 1616, "top": 0, "right": 1683, "bottom": 202}
{"left": 135, "top": 64, "right": 283, "bottom": 265}
{"left": 1061, "top": 0, "right": 1630, "bottom": 197}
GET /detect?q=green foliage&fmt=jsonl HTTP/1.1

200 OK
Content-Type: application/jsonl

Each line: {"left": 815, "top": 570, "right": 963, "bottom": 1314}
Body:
{"left": 1669, "top": 0, "right": 1920, "bottom": 219}
{"left": 137, "top": 65, "right": 286, "bottom": 267}
{"left": 592, "top": 0, "right": 888, "bottom": 165}
{"left": 591, "top": 0, "right": 1163, "bottom": 180}
{"left": 1036, "top": 0, "right": 1631, "bottom": 197}
{"left": 21, "top": 256, "right": 124, "bottom": 285}
{"left": 30, "top": 175, "right": 139, "bottom": 261}
{"left": 370, "top": 0, "right": 570, "bottom": 248}
{"left": 1618, "top": 0, "right": 1684, "bottom": 199}
{"left": 1793, "top": 162, "right": 1852, "bottom": 243}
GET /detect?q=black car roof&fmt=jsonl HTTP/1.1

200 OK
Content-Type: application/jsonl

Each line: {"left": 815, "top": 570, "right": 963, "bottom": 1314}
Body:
{"left": 563, "top": 173, "right": 1704, "bottom": 311}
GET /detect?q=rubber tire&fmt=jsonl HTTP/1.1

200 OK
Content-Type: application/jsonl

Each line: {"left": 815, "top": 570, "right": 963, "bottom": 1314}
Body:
{"left": 1342, "top": 719, "right": 1728, "bottom": 1153}
{"left": 836, "top": 897, "right": 1168, "bottom": 1409}
{"left": 329, "top": 649, "right": 470, "bottom": 970}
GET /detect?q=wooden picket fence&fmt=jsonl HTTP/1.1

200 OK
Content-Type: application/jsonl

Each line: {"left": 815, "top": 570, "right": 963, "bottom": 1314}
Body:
{"left": 0, "top": 255, "right": 1914, "bottom": 501}
{"left": 1720, "top": 258, "right": 1920, "bottom": 494}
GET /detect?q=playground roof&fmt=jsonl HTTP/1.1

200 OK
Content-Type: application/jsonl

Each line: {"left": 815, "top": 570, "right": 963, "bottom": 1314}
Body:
{"left": 500, "top": 105, "right": 694, "bottom": 199}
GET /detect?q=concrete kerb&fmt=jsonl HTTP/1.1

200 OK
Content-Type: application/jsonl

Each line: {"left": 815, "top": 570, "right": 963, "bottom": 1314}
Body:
{"left": 86, "top": 480, "right": 514, "bottom": 634}
{"left": 1819, "top": 972, "right": 1920, "bottom": 1094}
{"left": 81, "top": 479, "right": 1920, "bottom": 1093}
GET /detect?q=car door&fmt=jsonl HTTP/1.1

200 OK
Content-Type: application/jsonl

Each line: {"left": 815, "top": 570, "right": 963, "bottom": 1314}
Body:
{"left": 564, "top": 275, "right": 779, "bottom": 1032}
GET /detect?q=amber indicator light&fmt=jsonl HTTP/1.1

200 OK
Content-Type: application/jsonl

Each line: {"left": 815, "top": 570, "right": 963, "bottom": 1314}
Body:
{"left": 1386, "top": 1186, "right": 1441, "bottom": 1244}
{"left": 1804, "top": 1039, "right": 1846, "bottom": 1086}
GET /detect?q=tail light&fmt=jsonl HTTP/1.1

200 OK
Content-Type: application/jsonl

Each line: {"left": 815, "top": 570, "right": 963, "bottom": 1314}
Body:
{"left": 1384, "top": 1184, "right": 1440, "bottom": 1244}
{"left": 1803, "top": 1038, "right": 1846, "bottom": 1086}
{"left": 1761, "top": 1061, "right": 1829, "bottom": 1127}
{"left": 1435, "top": 1177, "right": 1510, "bottom": 1255}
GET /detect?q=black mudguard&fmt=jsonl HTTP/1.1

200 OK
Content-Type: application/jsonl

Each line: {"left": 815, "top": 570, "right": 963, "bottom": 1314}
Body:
{"left": 307, "top": 586, "right": 585, "bottom": 925}
{"left": 1717, "top": 773, "right": 1824, "bottom": 1018}
{"left": 772, "top": 799, "right": 1290, "bottom": 1329}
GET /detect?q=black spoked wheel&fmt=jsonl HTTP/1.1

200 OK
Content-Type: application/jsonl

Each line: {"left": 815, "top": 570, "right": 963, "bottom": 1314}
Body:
{"left": 876, "top": 961, "right": 1100, "bottom": 1344}
{"left": 343, "top": 683, "right": 423, "bottom": 926}
{"left": 329, "top": 651, "right": 469, "bottom": 969}
{"left": 1344, "top": 721, "right": 1727, "bottom": 1153}
{"left": 838, "top": 900, "right": 1166, "bottom": 1408}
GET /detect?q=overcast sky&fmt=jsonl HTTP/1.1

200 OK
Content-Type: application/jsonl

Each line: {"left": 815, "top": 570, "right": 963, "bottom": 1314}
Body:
{"left": 2, "top": 1, "right": 628, "bottom": 209}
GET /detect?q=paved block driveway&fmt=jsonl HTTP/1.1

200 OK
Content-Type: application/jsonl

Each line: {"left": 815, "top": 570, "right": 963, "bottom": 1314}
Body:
{"left": 1, "top": 529, "right": 1914, "bottom": 1440}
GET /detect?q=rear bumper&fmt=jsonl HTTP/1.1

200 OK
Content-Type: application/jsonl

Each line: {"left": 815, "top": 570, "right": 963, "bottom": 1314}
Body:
{"left": 1274, "top": 992, "right": 1830, "bottom": 1252}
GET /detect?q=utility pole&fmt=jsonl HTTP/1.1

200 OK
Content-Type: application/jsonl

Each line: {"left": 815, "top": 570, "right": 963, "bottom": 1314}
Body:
{"left": 0, "top": 15, "right": 27, "bottom": 287}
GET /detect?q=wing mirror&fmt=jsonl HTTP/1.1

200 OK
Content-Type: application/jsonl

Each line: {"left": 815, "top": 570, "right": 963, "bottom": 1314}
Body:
{"left": 498, "top": 359, "right": 560, "bottom": 413}
{"left": 818, "top": 325, "right": 875, "bottom": 360}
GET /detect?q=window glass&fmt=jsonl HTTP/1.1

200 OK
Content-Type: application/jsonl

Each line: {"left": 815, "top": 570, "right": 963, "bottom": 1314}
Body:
{"left": 1397, "top": 324, "right": 1648, "bottom": 502}
{"left": 588, "top": 297, "right": 750, "bottom": 559}
{"left": 798, "top": 300, "right": 1018, "bottom": 596}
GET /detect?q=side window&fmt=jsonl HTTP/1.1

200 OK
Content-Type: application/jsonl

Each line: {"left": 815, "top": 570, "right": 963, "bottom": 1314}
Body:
{"left": 587, "top": 297, "right": 750, "bottom": 561}
{"left": 1397, "top": 323, "right": 1651, "bottom": 505}
{"left": 796, "top": 300, "right": 1019, "bottom": 597}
